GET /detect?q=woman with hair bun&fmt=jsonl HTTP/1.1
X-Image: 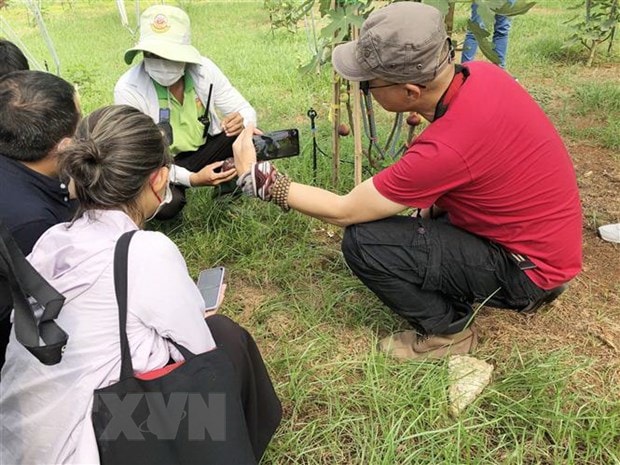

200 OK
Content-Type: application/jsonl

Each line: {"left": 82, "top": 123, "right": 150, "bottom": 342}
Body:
{"left": 0, "top": 105, "right": 281, "bottom": 464}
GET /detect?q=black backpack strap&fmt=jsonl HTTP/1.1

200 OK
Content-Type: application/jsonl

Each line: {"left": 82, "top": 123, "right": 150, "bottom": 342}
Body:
{"left": 113, "top": 231, "right": 195, "bottom": 380}
{"left": 113, "top": 230, "right": 137, "bottom": 380}
{"left": 0, "top": 220, "right": 67, "bottom": 365}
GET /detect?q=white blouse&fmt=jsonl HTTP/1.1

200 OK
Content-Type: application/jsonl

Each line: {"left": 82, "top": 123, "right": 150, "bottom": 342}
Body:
{"left": 0, "top": 210, "right": 216, "bottom": 464}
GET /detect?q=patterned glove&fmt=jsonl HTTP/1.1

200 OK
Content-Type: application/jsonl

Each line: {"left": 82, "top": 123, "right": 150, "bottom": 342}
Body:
{"left": 236, "top": 161, "right": 277, "bottom": 201}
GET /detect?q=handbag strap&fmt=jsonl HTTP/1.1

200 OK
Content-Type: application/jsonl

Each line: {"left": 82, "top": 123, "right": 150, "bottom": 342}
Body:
{"left": 0, "top": 220, "right": 68, "bottom": 365}
{"left": 113, "top": 230, "right": 195, "bottom": 380}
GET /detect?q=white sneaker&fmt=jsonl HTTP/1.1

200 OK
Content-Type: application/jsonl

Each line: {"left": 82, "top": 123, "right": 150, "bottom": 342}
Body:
{"left": 598, "top": 223, "right": 620, "bottom": 243}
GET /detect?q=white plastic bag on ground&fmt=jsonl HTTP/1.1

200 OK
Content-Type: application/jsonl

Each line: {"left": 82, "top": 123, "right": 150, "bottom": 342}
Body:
{"left": 598, "top": 223, "right": 620, "bottom": 244}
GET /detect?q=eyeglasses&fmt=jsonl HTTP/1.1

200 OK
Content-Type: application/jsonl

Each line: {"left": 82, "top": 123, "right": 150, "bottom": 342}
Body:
{"left": 360, "top": 82, "right": 399, "bottom": 95}
{"left": 360, "top": 81, "right": 426, "bottom": 96}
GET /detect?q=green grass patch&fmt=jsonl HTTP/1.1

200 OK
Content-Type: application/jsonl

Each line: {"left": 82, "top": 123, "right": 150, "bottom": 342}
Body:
{"left": 570, "top": 82, "right": 620, "bottom": 151}
{"left": 574, "top": 82, "right": 620, "bottom": 116}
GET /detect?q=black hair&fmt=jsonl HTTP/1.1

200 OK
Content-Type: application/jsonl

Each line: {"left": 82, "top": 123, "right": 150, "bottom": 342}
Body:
{"left": 0, "top": 39, "right": 29, "bottom": 76}
{"left": 0, "top": 70, "right": 80, "bottom": 162}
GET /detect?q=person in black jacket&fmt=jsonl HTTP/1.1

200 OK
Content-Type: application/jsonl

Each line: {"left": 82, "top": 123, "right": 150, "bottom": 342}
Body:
{"left": 0, "top": 70, "right": 80, "bottom": 369}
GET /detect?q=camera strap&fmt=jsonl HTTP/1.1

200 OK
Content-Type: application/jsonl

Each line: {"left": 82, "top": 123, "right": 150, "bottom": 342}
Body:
{"left": 433, "top": 64, "right": 470, "bottom": 121}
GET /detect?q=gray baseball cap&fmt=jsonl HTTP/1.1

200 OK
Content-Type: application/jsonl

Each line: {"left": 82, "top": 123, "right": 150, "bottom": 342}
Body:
{"left": 332, "top": 2, "right": 451, "bottom": 84}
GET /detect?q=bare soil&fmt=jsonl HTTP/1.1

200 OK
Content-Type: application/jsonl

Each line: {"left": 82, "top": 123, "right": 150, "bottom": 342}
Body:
{"left": 474, "top": 131, "right": 620, "bottom": 393}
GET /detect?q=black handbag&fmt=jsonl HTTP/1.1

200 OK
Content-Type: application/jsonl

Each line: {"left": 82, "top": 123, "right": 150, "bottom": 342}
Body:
{"left": 0, "top": 219, "right": 67, "bottom": 365}
{"left": 91, "top": 231, "right": 257, "bottom": 465}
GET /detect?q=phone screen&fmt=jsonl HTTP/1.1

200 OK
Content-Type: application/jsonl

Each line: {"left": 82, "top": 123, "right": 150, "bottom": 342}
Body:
{"left": 254, "top": 129, "right": 300, "bottom": 160}
{"left": 196, "top": 267, "right": 225, "bottom": 311}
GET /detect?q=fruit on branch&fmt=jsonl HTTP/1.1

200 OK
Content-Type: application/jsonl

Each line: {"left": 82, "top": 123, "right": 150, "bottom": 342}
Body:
{"left": 406, "top": 113, "right": 423, "bottom": 126}
{"left": 338, "top": 123, "right": 350, "bottom": 136}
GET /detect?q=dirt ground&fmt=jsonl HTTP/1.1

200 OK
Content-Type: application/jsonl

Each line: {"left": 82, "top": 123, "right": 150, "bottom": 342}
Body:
{"left": 475, "top": 137, "right": 620, "bottom": 392}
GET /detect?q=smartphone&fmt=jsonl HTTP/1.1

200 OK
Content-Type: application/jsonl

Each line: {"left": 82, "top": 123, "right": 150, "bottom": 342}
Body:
{"left": 254, "top": 129, "right": 300, "bottom": 161}
{"left": 157, "top": 108, "right": 173, "bottom": 145}
{"left": 196, "top": 267, "right": 225, "bottom": 311}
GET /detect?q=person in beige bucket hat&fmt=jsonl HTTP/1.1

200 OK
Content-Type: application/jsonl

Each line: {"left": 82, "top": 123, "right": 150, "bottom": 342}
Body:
{"left": 115, "top": 5, "right": 256, "bottom": 220}
{"left": 232, "top": 2, "right": 581, "bottom": 360}
{"left": 123, "top": 5, "right": 202, "bottom": 66}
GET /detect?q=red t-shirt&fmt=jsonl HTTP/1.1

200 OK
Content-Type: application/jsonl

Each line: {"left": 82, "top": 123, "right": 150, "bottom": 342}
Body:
{"left": 373, "top": 62, "right": 582, "bottom": 290}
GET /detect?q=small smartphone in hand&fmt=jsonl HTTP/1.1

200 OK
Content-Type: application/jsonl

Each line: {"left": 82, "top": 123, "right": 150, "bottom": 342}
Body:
{"left": 197, "top": 267, "right": 225, "bottom": 311}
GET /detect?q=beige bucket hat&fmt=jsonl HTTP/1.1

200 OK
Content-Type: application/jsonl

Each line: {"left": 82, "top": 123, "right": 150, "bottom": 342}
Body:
{"left": 124, "top": 5, "right": 201, "bottom": 65}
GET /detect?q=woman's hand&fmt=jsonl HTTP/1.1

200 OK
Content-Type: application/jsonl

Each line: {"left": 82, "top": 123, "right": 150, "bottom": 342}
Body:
{"left": 189, "top": 161, "right": 237, "bottom": 187}
{"left": 232, "top": 124, "right": 262, "bottom": 175}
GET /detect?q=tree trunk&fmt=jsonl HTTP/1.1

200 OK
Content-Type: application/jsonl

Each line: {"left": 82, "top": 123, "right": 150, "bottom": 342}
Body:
{"left": 608, "top": 0, "right": 618, "bottom": 54}
{"left": 586, "top": 41, "right": 599, "bottom": 67}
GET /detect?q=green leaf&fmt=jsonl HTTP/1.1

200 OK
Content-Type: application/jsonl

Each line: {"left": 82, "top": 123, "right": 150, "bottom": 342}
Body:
{"left": 494, "top": 0, "right": 537, "bottom": 16}
{"left": 467, "top": 18, "right": 490, "bottom": 39}
{"left": 349, "top": 14, "right": 365, "bottom": 29}
{"left": 484, "top": 0, "right": 509, "bottom": 9}
{"left": 562, "top": 36, "right": 580, "bottom": 48}
{"left": 298, "top": 51, "right": 323, "bottom": 75}
{"left": 318, "top": 0, "right": 331, "bottom": 17}
{"left": 320, "top": 8, "right": 349, "bottom": 41}
{"left": 468, "top": 20, "right": 500, "bottom": 63}
{"left": 423, "top": 0, "right": 450, "bottom": 16}
{"left": 320, "top": 5, "right": 365, "bottom": 42}
{"left": 477, "top": 1, "right": 496, "bottom": 30}
{"left": 479, "top": 37, "right": 501, "bottom": 64}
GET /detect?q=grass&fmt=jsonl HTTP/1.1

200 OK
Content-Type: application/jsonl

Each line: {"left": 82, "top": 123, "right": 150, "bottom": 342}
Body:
{"left": 571, "top": 82, "right": 620, "bottom": 151}
{"left": 2, "top": 1, "right": 620, "bottom": 463}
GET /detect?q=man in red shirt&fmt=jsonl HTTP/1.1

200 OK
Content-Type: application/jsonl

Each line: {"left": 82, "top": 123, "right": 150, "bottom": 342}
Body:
{"left": 232, "top": 2, "right": 582, "bottom": 359}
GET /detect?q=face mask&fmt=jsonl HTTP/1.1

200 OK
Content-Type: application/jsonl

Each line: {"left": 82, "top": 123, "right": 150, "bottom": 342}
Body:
{"left": 144, "top": 58, "right": 185, "bottom": 87}
{"left": 146, "top": 182, "right": 173, "bottom": 222}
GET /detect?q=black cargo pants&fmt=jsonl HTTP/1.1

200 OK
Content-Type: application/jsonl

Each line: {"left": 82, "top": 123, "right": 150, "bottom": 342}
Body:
{"left": 341, "top": 215, "right": 546, "bottom": 336}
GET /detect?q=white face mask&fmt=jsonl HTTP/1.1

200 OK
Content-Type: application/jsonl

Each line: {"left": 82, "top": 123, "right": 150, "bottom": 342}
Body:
{"left": 146, "top": 183, "right": 173, "bottom": 222}
{"left": 144, "top": 57, "right": 185, "bottom": 87}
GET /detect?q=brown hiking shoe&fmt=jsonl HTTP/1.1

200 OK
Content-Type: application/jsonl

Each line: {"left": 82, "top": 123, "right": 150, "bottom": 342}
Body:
{"left": 378, "top": 325, "right": 478, "bottom": 360}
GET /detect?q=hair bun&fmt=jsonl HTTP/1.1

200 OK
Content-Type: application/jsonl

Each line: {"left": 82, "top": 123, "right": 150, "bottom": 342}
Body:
{"left": 62, "top": 137, "right": 104, "bottom": 188}
{"left": 79, "top": 137, "right": 104, "bottom": 161}
{"left": 57, "top": 104, "right": 170, "bottom": 218}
